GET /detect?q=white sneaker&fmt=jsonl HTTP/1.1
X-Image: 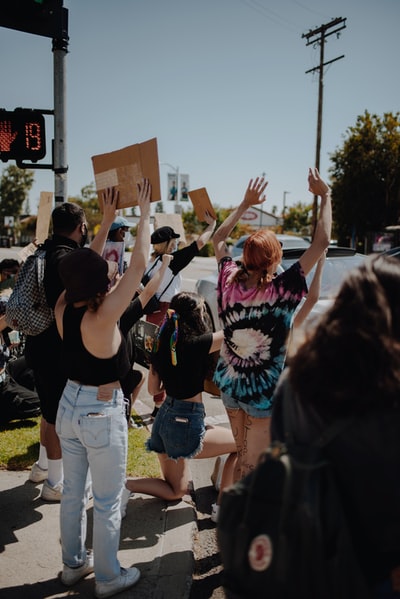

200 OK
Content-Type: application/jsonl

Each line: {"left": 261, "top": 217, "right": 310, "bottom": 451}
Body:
{"left": 95, "top": 566, "right": 141, "bottom": 598}
{"left": 61, "top": 551, "right": 94, "bottom": 586}
{"left": 120, "top": 486, "right": 133, "bottom": 519}
{"left": 29, "top": 463, "right": 48, "bottom": 483}
{"left": 210, "top": 455, "right": 227, "bottom": 491}
{"left": 211, "top": 503, "right": 220, "bottom": 524}
{"left": 41, "top": 480, "right": 63, "bottom": 501}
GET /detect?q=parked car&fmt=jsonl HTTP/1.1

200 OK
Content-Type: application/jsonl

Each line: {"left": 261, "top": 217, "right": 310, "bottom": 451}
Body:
{"left": 196, "top": 246, "right": 366, "bottom": 332}
{"left": 231, "top": 234, "right": 310, "bottom": 259}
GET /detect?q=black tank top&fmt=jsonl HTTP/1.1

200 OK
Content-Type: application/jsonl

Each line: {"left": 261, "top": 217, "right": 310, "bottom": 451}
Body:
{"left": 62, "top": 304, "right": 130, "bottom": 386}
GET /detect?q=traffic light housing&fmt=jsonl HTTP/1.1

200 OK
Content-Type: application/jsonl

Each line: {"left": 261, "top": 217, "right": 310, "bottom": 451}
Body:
{"left": 0, "top": 109, "right": 46, "bottom": 163}
{"left": 0, "top": 0, "right": 67, "bottom": 39}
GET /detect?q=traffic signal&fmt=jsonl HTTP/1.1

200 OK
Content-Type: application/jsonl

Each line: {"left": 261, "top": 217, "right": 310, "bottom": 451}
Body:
{"left": 0, "top": 109, "right": 46, "bottom": 163}
{"left": 0, "top": 0, "right": 67, "bottom": 39}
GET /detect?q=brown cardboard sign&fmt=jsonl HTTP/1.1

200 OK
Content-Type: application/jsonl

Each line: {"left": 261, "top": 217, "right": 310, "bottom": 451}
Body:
{"left": 188, "top": 187, "right": 217, "bottom": 221}
{"left": 36, "top": 191, "right": 53, "bottom": 243}
{"left": 91, "top": 138, "right": 161, "bottom": 209}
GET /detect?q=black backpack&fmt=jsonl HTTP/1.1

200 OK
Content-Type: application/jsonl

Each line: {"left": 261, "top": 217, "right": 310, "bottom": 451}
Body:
{"left": 217, "top": 377, "right": 370, "bottom": 599}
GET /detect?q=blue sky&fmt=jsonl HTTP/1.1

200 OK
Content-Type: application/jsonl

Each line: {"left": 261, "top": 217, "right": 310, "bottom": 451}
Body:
{"left": 1, "top": 0, "right": 399, "bottom": 216}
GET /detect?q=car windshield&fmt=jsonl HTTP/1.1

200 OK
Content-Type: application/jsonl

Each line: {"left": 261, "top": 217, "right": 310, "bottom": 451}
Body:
{"left": 280, "top": 253, "right": 365, "bottom": 299}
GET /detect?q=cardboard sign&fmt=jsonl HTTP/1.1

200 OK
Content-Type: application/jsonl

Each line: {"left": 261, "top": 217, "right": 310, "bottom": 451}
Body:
{"left": 153, "top": 213, "right": 186, "bottom": 245}
{"left": 36, "top": 191, "right": 53, "bottom": 244}
{"left": 188, "top": 187, "right": 217, "bottom": 222}
{"left": 131, "top": 319, "right": 159, "bottom": 368}
{"left": 91, "top": 138, "right": 161, "bottom": 209}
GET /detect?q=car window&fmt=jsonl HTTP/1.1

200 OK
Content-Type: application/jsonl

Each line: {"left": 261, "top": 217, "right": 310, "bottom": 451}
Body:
{"left": 281, "top": 254, "right": 365, "bottom": 299}
{"left": 279, "top": 238, "right": 310, "bottom": 249}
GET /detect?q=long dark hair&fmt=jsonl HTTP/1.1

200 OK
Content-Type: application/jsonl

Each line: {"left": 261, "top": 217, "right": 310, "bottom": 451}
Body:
{"left": 152, "top": 292, "right": 212, "bottom": 367}
{"left": 289, "top": 254, "right": 400, "bottom": 416}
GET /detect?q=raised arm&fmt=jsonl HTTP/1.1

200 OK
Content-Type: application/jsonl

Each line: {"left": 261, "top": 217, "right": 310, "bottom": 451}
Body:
{"left": 195, "top": 211, "right": 217, "bottom": 250}
{"left": 148, "top": 364, "right": 164, "bottom": 396}
{"left": 213, "top": 177, "right": 268, "bottom": 263}
{"left": 138, "top": 254, "right": 173, "bottom": 309}
{"left": 298, "top": 168, "right": 332, "bottom": 276}
{"left": 293, "top": 250, "right": 326, "bottom": 329}
{"left": 90, "top": 188, "right": 119, "bottom": 255}
{"left": 100, "top": 179, "right": 151, "bottom": 320}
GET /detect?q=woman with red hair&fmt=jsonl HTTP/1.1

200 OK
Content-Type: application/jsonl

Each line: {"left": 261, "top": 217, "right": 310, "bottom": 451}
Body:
{"left": 212, "top": 169, "right": 332, "bottom": 481}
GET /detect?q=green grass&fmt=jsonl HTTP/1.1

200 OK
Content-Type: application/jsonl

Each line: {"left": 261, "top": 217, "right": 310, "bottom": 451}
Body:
{"left": 0, "top": 413, "right": 161, "bottom": 478}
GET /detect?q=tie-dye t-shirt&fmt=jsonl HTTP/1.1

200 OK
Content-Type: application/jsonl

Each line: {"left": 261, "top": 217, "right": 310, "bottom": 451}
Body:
{"left": 213, "top": 258, "right": 307, "bottom": 412}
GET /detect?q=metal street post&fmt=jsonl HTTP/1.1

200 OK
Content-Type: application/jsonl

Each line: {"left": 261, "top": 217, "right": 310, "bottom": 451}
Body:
{"left": 53, "top": 34, "right": 68, "bottom": 205}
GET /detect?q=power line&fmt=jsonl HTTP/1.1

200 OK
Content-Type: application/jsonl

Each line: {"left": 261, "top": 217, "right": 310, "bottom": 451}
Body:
{"left": 302, "top": 17, "right": 346, "bottom": 233}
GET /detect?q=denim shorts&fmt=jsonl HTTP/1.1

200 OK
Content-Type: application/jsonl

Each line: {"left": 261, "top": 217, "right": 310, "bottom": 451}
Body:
{"left": 221, "top": 392, "right": 273, "bottom": 418}
{"left": 146, "top": 396, "right": 206, "bottom": 460}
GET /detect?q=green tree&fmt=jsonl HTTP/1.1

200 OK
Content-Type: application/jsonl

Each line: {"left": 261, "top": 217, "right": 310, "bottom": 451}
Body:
{"left": 282, "top": 202, "right": 312, "bottom": 236}
{"left": 0, "top": 165, "right": 34, "bottom": 233}
{"left": 329, "top": 111, "right": 400, "bottom": 246}
{"left": 68, "top": 182, "right": 103, "bottom": 237}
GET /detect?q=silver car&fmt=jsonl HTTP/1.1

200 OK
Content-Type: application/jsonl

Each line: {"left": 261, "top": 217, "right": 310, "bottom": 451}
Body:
{"left": 196, "top": 246, "right": 366, "bottom": 332}
{"left": 231, "top": 234, "right": 310, "bottom": 259}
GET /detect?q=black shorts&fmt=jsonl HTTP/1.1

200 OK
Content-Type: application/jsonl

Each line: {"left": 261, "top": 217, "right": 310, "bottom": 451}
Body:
{"left": 24, "top": 324, "right": 67, "bottom": 424}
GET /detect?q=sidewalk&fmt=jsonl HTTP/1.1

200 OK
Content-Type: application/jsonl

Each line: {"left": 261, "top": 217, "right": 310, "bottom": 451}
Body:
{"left": 0, "top": 396, "right": 202, "bottom": 599}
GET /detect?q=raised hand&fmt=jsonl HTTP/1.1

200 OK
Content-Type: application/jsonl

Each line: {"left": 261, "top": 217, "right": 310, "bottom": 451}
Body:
{"left": 102, "top": 187, "right": 119, "bottom": 226}
{"left": 0, "top": 120, "right": 17, "bottom": 152}
{"left": 243, "top": 177, "right": 268, "bottom": 207}
{"left": 137, "top": 178, "right": 151, "bottom": 214}
{"left": 161, "top": 253, "right": 173, "bottom": 268}
{"left": 203, "top": 209, "right": 217, "bottom": 228}
{"left": 308, "top": 168, "right": 330, "bottom": 197}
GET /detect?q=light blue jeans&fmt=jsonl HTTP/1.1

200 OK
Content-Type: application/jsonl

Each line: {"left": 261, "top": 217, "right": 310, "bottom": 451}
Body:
{"left": 55, "top": 380, "right": 128, "bottom": 583}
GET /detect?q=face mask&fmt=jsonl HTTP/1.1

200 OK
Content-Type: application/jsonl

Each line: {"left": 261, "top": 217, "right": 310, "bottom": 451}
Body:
{"left": 80, "top": 224, "right": 88, "bottom": 248}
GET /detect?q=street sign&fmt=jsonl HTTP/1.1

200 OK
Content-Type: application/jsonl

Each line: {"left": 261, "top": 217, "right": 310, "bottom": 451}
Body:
{"left": 0, "top": 109, "right": 46, "bottom": 162}
{"left": 0, "top": 0, "right": 68, "bottom": 40}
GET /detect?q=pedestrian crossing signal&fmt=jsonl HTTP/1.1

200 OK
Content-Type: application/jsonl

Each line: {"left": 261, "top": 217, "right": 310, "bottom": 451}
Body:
{"left": 0, "top": 109, "right": 46, "bottom": 163}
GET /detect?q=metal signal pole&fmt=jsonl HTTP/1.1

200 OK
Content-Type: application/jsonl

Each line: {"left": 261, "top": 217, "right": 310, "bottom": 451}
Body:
{"left": 302, "top": 17, "right": 346, "bottom": 234}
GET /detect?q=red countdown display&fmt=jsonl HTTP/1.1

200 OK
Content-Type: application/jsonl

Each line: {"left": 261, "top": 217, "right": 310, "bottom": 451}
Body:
{"left": 0, "top": 109, "right": 46, "bottom": 163}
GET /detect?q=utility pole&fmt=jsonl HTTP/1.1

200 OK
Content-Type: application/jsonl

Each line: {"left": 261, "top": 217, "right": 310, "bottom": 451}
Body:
{"left": 302, "top": 17, "right": 346, "bottom": 234}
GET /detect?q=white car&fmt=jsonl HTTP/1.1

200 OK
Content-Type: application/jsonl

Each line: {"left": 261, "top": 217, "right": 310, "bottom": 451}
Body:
{"left": 196, "top": 246, "right": 366, "bottom": 332}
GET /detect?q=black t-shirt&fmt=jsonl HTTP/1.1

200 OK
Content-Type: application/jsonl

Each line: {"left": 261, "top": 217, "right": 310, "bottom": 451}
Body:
{"left": 151, "top": 332, "right": 213, "bottom": 399}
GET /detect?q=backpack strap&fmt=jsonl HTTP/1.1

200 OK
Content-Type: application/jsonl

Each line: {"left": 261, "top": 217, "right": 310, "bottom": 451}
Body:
{"left": 143, "top": 256, "right": 161, "bottom": 278}
{"left": 157, "top": 272, "right": 176, "bottom": 302}
{"left": 145, "top": 256, "right": 176, "bottom": 302}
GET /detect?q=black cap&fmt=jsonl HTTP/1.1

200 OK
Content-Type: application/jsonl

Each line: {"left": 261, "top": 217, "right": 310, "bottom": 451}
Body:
{"left": 151, "top": 226, "right": 180, "bottom": 245}
{"left": 59, "top": 248, "right": 110, "bottom": 303}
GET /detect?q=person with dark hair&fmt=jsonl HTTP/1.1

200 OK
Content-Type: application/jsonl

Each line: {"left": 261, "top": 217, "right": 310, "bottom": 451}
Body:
{"left": 105, "top": 215, "right": 131, "bottom": 275}
{"left": 26, "top": 200, "right": 117, "bottom": 500}
{"left": 120, "top": 291, "right": 237, "bottom": 519}
{"left": 212, "top": 169, "right": 332, "bottom": 481}
{"left": 145, "top": 214, "right": 216, "bottom": 417}
{"left": 107, "top": 215, "right": 130, "bottom": 244}
{"left": 54, "top": 182, "right": 151, "bottom": 597}
{"left": 271, "top": 253, "right": 400, "bottom": 598}
{"left": 0, "top": 258, "right": 20, "bottom": 291}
